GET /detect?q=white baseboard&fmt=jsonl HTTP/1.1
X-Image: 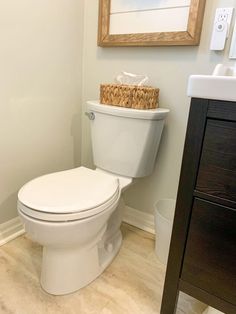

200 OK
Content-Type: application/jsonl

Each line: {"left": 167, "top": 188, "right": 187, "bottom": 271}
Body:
{"left": 0, "top": 217, "right": 25, "bottom": 246}
{"left": 123, "top": 206, "right": 155, "bottom": 234}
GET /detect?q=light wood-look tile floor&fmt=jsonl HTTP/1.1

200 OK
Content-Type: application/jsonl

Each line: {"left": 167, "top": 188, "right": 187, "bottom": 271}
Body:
{"left": 0, "top": 223, "right": 206, "bottom": 314}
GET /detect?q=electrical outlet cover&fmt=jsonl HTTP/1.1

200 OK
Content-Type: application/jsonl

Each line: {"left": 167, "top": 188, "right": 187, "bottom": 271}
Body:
{"left": 210, "top": 7, "right": 234, "bottom": 51}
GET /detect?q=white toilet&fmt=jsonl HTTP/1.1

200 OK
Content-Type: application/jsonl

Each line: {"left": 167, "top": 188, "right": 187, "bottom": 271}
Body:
{"left": 18, "top": 100, "right": 169, "bottom": 295}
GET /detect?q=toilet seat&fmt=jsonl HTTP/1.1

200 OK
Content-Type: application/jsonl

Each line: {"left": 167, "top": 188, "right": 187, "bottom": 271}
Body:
{"left": 18, "top": 167, "right": 120, "bottom": 222}
{"left": 18, "top": 191, "right": 119, "bottom": 222}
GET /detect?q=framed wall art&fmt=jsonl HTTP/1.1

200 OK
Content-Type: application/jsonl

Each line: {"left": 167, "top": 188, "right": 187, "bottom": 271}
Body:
{"left": 98, "top": 0, "right": 206, "bottom": 46}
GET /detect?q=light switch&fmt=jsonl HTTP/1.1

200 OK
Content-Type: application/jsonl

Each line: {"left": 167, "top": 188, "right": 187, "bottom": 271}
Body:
{"left": 210, "top": 7, "right": 234, "bottom": 51}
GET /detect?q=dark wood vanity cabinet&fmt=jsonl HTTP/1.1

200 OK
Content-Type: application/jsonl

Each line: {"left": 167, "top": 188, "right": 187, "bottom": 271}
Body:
{"left": 160, "top": 98, "right": 236, "bottom": 314}
{"left": 182, "top": 199, "right": 236, "bottom": 305}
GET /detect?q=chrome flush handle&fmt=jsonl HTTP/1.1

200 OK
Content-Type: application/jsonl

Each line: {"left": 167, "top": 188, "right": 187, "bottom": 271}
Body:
{"left": 85, "top": 112, "right": 95, "bottom": 120}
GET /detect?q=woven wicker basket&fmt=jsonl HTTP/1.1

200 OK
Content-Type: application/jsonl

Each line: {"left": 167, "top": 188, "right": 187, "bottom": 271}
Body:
{"left": 100, "top": 84, "right": 159, "bottom": 109}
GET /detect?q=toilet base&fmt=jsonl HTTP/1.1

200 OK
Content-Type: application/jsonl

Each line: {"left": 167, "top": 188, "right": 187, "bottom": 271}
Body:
{"left": 40, "top": 230, "right": 122, "bottom": 295}
{"left": 18, "top": 194, "right": 124, "bottom": 296}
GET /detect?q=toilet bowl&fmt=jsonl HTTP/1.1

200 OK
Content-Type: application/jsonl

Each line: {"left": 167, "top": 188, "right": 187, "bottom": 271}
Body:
{"left": 18, "top": 101, "right": 169, "bottom": 295}
{"left": 18, "top": 167, "right": 130, "bottom": 295}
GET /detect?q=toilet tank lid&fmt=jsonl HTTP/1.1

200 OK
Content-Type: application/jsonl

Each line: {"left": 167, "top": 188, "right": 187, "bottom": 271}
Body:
{"left": 18, "top": 167, "right": 119, "bottom": 214}
{"left": 87, "top": 101, "right": 169, "bottom": 120}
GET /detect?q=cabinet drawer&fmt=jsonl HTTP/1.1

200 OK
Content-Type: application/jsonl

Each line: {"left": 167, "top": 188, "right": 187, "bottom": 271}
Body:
{"left": 181, "top": 198, "right": 236, "bottom": 305}
{"left": 196, "top": 119, "right": 236, "bottom": 204}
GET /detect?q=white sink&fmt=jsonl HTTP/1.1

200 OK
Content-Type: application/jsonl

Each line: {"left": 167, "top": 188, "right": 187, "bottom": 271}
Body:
{"left": 187, "top": 64, "right": 236, "bottom": 102}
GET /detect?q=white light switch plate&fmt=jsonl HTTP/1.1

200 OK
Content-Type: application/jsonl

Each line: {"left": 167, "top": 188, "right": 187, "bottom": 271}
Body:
{"left": 210, "top": 7, "right": 234, "bottom": 51}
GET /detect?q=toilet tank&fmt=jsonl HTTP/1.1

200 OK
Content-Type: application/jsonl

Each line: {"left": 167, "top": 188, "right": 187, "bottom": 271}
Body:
{"left": 86, "top": 101, "right": 169, "bottom": 178}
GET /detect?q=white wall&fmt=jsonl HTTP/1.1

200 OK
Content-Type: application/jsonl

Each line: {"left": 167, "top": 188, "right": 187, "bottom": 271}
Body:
{"left": 81, "top": 0, "right": 236, "bottom": 214}
{"left": 0, "top": 0, "right": 84, "bottom": 224}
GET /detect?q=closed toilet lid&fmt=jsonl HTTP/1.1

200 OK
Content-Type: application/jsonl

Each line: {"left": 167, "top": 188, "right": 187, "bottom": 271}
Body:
{"left": 18, "top": 167, "right": 119, "bottom": 215}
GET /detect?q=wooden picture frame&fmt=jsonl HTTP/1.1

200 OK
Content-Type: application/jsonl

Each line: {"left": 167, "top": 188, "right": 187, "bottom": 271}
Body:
{"left": 98, "top": 0, "right": 206, "bottom": 47}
